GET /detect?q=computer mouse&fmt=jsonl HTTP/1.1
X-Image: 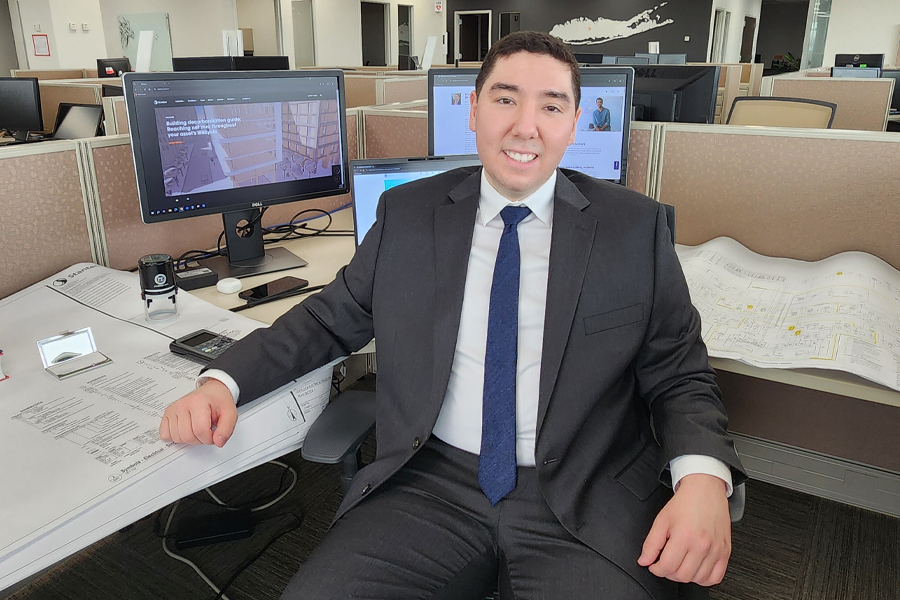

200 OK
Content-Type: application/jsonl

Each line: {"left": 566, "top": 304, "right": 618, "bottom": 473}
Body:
{"left": 216, "top": 278, "right": 242, "bottom": 294}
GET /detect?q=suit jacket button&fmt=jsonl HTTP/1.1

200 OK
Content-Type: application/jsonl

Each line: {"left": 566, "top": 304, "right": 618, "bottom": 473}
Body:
{"left": 412, "top": 437, "right": 420, "bottom": 449}
{"left": 361, "top": 484, "right": 371, "bottom": 495}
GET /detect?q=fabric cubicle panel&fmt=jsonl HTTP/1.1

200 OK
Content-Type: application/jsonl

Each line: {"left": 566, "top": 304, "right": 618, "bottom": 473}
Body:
{"left": 344, "top": 76, "right": 380, "bottom": 108}
{"left": 655, "top": 124, "right": 900, "bottom": 471}
{"left": 770, "top": 78, "right": 893, "bottom": 131}
{"left": 381, "top": 77, "right": 427, "bottom": 105}
{"left": 625, "top": 123, "right": 652, "bottom": 196}
{"left": 657, "top": 125, "right": 900, "bottom": 269}
{"left": 88, "top": 136, "right": 352, "bottom": 272}
{"left": 12, "top": 69, "right": 85, "bottom": 80}
{"left": 0, "top": 143, "right": 95, "bottom": 299}
{"left": 361, "top": 109, "right": 428, "bottom": 158}
{"left": 38, "top": 82, "right": 101, "bottom": 134}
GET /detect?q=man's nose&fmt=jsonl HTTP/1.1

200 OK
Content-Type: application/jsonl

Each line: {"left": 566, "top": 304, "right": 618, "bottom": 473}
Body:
{"left": 511, "top": 104, "right": 539, "bottom": 138}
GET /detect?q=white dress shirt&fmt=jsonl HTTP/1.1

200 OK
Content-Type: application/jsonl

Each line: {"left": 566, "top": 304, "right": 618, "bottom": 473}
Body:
{"left": 204, "top": 169, "right": 732, "bottom": 495}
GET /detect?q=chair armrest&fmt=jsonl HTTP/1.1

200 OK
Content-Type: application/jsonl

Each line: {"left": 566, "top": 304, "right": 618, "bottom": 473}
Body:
{"left": 301, "top": 390, "right": 376, "bottom": 464}
{"left": 728, "top": 481, "right": 746, "bottom": 523}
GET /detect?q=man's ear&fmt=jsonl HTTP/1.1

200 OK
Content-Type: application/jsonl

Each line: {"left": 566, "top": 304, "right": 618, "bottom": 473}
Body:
{"left": 568, "top": 106, "right": 582, "bottom": 145}
{"left": 468, "top": 90, "right": 478, "bottom": 132}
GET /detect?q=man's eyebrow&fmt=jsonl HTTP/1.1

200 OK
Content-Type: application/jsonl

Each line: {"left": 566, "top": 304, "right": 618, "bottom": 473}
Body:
{"left": 489, "top": 82, "right": 572, "bottom": 104}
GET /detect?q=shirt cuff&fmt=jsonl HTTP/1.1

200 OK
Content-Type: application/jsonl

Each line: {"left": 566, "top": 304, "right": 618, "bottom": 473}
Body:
{"left": 670, "top": 455, "right": 733, "bottom": 497}
{"left": 198, "top": 369, "right": 240, "bottom": 405}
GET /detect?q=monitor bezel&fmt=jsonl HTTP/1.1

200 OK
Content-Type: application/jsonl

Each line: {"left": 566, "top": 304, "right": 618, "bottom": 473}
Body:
{"left": 427, "top": 66, "right": 634, "bottom": 186}
{"left": 123, "top": 69, "right": 350, "bottom": 225}
{"left": 632, "top": 64, "right": 720, "bottom": 124}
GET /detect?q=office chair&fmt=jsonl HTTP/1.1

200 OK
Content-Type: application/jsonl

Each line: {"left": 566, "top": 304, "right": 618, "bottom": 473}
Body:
{"left": 726, "top": 96, "right": 837, "bottom": 129}
{"left": 302, "top": 204, "right": 745, "bottom": 599}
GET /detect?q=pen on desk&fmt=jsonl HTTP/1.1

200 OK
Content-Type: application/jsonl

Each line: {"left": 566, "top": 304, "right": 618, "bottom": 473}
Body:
{"left": 229, "top": 284, "right": 329, "bottom": 312}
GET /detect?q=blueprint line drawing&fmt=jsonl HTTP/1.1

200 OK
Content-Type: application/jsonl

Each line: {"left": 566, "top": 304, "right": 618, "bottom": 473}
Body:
{"left": 676, "top": 237, "right": 900, "bottom": 392}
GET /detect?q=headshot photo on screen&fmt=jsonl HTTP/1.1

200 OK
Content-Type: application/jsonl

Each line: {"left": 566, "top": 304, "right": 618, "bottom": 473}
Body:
{"left": 451, "top": 92, "right": 462, "bottom": 105}
{"left": 579, "top": 94, "right": 624, "bottom": 133}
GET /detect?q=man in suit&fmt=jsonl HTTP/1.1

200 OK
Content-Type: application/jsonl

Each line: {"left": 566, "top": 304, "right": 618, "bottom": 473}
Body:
{"left": 160, "top": 31, "right": 745, "bottom": 599}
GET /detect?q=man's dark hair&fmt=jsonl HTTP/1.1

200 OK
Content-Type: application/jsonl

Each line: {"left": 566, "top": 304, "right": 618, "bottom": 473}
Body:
{"left": 475, "top": 31, "right": 581, "bottom": 107}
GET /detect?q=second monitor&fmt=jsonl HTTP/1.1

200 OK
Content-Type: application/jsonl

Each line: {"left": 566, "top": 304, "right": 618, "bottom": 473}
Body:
{"left": 428, "top": 67, "right": 634, "bottom": 185}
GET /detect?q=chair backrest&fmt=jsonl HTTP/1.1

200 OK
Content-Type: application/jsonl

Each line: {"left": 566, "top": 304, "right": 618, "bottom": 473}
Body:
{"left": 727, "top": 96, "right": 836, "bottom": 128}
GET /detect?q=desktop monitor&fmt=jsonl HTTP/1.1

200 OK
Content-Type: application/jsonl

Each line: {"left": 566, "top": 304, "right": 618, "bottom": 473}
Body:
{"left": 124, "top": 70, "right": 350, "bottom": 279}
{"left": 658, "top": 53, "right": 688, "bottom": 65}
{"left": 616, "top": 56, "right": 650, "bottom": 65}
{"left": 232, "top": 55, "right": 290, "bottom": 71}
{"left": 831, "top": 66, "right": 881, "bottom": 78}
{"left": 172, "top": 56, "right": 235, "bottom": 72}
{"left": 97, "top": 57, "right": 132, "bottom": 78}
{"left": 428, "top": 67, "right": 634, "bottom": 185}
{"left": 632, "top": 65, "right": 720, "bottom": 124}
{"left": 572, "top": 53, "right": 604, "bottom": 65}
{"left": 0, "top": 77, "right": 42, "bottom": 140}
{"left": 51, "top": 103, "right": 104, "bottom": 139}
{"left": 634, "top": 53, "right": 660, "bottom": 64}
{"left": 834, "top": 53, "right": 884, "bottom": 69}
{"left": 351, "top": 156, "right": 482, "bottom": 245}
{"left": 881, "top": 69, "right": 900, "bottom": 111}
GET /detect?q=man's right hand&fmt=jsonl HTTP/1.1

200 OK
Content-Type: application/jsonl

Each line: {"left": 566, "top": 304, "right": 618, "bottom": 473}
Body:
{"left": 159, "top": 379, "right": 238, "bottom": 448}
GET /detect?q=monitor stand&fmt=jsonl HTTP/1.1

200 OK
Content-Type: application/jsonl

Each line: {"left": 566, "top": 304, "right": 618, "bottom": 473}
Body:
{"left": 199, "top": 209, "right": 307, "bottom": 279}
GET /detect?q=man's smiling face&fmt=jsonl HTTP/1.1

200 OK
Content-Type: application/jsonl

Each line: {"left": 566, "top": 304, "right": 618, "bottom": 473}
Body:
{"left": 468, "top": 52, "right": 581, "bottom": 201}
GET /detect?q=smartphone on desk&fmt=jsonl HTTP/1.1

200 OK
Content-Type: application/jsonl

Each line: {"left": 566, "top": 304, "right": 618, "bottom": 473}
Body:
{"left": 238, "top": 276, "right": 309, "bottom": 302}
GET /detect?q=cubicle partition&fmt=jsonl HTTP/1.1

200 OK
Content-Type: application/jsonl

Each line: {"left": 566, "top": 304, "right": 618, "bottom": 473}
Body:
{"left": 0, "top": 142, "right": 96, "bottom": 298}
{"left": 624, "top": 122, "right": 653, "bottom": 196}
{"left": 37, "top": 80, "right": 103, "bottom": 134}
{"left": 11, "top": 68, "right": 86, "bottom": 80}
{"left": 654, "top": 123, "right": 900, "bottom": 513}
{"left": 359, "top": 107, "right": 428, "bottom": 158}
{"left": 380, "top": 76, "right": 427, "bottom": 104}
{"left": 763, "top": 76, "right": 894, "bottom": 131}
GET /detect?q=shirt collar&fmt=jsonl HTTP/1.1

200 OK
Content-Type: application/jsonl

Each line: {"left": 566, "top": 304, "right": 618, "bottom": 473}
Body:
{"left": 477, "top": 169, "right": 556, "bottom": 228}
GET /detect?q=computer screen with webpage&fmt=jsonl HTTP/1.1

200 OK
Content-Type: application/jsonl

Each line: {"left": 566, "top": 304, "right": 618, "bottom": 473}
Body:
{"left": 351, "top": 156, "right": 482, "bottom": 245}
{"left": 428, "top": 67, "right": 632, "bottom": 185}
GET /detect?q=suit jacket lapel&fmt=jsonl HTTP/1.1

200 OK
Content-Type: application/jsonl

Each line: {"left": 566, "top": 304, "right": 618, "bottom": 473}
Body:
{"left": 430, "top": 169, "right": 481, "bottom": 410}
{"left": 537, "top": 172, "right": 597, "bottom": 435}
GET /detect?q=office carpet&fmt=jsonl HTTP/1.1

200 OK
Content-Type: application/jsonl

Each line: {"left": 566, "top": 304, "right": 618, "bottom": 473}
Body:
{"left": 6, "top": 380, "right": 899, "bottom": 600}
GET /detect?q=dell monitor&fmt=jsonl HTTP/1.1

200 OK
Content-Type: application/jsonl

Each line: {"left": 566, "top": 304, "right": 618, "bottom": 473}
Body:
{"left": 881, "top": 69, "right": 900, "bottom": 111}
{"left": 51, "top": 103, "right": 104, "bottom": 139}
{"left": 428, "top": 67, "right": 634, "bottom": 185}
{"left": 351, "top": 156, "right": 482, "bottom": 245}
{"left": 0, "top": 77, "right": 42, "bottom": 141}
{"left": 232, "top": 55, "right": 290, "bottom": 71}
{"left": 831, "top": 66, "right": 881, "bottom": 78}
{"left": 97, "top": 57, "right": 132, "bottom": 78}
{"left": 172, "top": 56, "right": 235, "bottom": 72}
{"left": 834, "top": 53, "right": 884, "bottom": 69}
{"left": 632, "top": 65, "right": 720, "bottom": 124}
{"left": 124, "top": 70, "right": 350, "bottom": 279}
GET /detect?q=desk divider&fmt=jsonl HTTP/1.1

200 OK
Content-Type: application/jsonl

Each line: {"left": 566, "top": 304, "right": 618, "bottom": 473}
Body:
{"left": 359, "top": 107, "right": 428, "bottom": 158}
{"left": 380, "top": 77, "right": 427, "bottom": 104}
{"left": 764, "top": 77, "right": 894, "bottom": 131}
{"left": 37, "top": 81, "right": 102, "bottom": 134}
{"left": 624, "top": 122, "right": 653, "bottom": 196}
{"left": 0, "top": 142, "right": 96, "bottom": 298}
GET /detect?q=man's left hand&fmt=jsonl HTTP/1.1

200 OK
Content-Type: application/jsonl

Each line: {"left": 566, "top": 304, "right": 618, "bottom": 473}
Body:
{"left": 637, "top": 473, "right": 731, "bottom": 586}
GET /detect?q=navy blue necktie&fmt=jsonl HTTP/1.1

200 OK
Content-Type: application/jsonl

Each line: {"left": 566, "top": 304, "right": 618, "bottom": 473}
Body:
{"left": 479, "top": 205, "right": 531, "bottom": 506}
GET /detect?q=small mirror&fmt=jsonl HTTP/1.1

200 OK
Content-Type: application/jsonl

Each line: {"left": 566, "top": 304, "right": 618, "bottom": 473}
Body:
{"left": 37, "top": 328, "right": 112, "bottom": 379}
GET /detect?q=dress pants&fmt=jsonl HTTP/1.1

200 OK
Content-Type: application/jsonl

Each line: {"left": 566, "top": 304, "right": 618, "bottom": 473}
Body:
{"left": 281, "top": 438, "right": 653, "bottom": 600}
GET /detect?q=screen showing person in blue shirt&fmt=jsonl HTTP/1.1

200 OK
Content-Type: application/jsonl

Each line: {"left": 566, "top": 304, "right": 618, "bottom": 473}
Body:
{"left": 589, "top": 97, "right": 611, "bottom": 131}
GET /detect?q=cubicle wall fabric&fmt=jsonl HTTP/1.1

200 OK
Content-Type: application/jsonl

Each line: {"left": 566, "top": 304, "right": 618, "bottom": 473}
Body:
{"left": 656, "top": 125, "right": 900, "bottom": 270}
{"left": 625, "top": 124, "right": 652, "bottom": 196}
{"left": 769, "top": 78, "right": 893, "bottom": 132}
{"left": 361, "top": 111, "right": 428, "bottom": 159}
{"left": 38, "top": 83, "right": 102, "bottom": 135}
{"left": 381, "top": 77, "right": 428, "bottom": 105}
{"left": 0, "top": 146, "right": 95, "bottom": 299}
{"left": 347, "top": 112, "right": 360, "bottom": 161}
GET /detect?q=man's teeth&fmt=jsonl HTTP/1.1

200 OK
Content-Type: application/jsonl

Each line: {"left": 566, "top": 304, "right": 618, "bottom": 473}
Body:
{"left": 505, "top": 150, "right": 536, "bottom": 163}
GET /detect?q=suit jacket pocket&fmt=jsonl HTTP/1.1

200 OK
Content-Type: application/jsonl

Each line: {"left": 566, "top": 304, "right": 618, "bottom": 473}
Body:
{"left": 583, "top": 303, "right": 644, "bottom": 336}
{"left": 615, "top": 441, "right": 662, "bottom": 501}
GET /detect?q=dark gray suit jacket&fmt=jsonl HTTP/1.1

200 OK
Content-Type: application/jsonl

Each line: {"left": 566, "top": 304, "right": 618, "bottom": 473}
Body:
{"left": 211, "top": 167, "right": 746, "bottom": 598}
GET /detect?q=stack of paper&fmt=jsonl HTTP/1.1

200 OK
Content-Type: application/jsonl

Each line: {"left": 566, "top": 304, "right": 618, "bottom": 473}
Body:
{"left": 677, "top": 237, "right": 900, "bottom": 393}
{"left": 0, "top": 264, "right": 335, "bottom": 590}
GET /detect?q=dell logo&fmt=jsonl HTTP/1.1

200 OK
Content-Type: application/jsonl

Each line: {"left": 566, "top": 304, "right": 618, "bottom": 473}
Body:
{"left": 251, "top": 202, "right": 263, "bottom": 207}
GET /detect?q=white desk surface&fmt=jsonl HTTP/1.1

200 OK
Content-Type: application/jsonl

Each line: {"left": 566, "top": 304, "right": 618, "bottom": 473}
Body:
{"left": 190, "top": 209, "right": 900, "bottom": 409}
